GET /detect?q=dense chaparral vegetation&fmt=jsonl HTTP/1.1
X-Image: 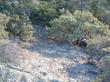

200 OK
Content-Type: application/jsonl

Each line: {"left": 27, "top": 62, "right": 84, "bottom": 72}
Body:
{"left": 0, "top": 0, "right": 110, "bottom": 82}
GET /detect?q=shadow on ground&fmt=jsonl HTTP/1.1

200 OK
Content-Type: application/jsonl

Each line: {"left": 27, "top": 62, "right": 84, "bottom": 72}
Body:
{"left": 25, "top": 39, "right": 87, "bottom": 60}
{"left": 66, "top": 64, "right": 101, "bottom": 82}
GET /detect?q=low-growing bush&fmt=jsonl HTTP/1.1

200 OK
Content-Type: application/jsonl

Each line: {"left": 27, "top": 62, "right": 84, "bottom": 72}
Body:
{"left": 91, "top": 56, "right": 110, "bottom": 82}
{"left": 92, "top": 7, "right": 110, "bottom": 26}
{"left": 29, "top": 1, "right": 59, "bottom": 25}
{"left": 6, "top": 15, "right": 34, "bottom": 41}
{"left": 47, "top": 10, "right": 110, "bottom": 44}
{"left": 100, "top": 65, "right": 110, "bottom": 82}
{"left": 0, "top": 13, "right": 10, "bottom": 38}
{"left": 87, "top": 35, "right": 110, "bottom": 58}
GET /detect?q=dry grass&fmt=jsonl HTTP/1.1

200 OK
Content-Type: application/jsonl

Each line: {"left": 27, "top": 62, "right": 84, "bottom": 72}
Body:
{"left": 0, "top": 40, "right": 35, "bottom": 66}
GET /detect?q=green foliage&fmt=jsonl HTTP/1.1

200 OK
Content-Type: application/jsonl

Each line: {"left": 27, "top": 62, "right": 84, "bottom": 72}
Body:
{"left": 0, "top": 1, "right": 34, "bottom": 41}
{"left": 92, "top": 6, "right": 110, "bottom": 26}
{"left": 14, "top": 2, "right": 35, "bottom": 16}
{"left": 89, "top": 0, "right": 110, "bottom": 25}
{"left": 0, "top": 0, "right": 15, "bottom": 15}
{"left": 90, "top": 54, "right": 110, "bottom": 82}
{"left": 97, "top": 56, "right": 110, "bottom": 82}
{"left": 50, "top": 0, "right": 83, "bottom": 12}
{"left": 90, "top": 55, "right": 110, "bottom": 82}
{"left": 87, "top": 35, "right": 110, "bottom": 58}
{"left": 0, "top": 0, "right": 33, "bottom": 16}
{"left": 30, "top": 1, "right": 59, "bottom": 25}
{"left": 90, "top": 0, "right": 98, "bottom": 15}
{"left": 6, "top": 15, "right": 34, "bottom": 41}
{"left": 47, "top": 10, "right": 110, "bottom": 43}
{"left": 0, "top": 0, "right": 110, "bottom": 81}
{"left": 90, "top": 77, "right": 102, "bottom": 82}
{"left": 0, "top": 13, "right": 10, "bottom": 38}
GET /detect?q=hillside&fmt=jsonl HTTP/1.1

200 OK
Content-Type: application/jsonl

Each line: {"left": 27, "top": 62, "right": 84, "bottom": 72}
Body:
{"left": 0, "top": 0, "right": 110, "bottom": 82}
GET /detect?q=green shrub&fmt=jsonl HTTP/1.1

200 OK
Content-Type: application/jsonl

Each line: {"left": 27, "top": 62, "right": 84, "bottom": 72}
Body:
{"left": 19, "top": 23, "right": 34, "bottom": 41}
{"left": 92, "top": 56, "right": 110, "bottom": 82}
{"left": 101, "top": 65, "right": 110, "bottom": 82}
{"left": 90, "top": 77, "right": 102, "bottom": 82}
{"left": 87, "top": 35, "right": 110, "bottom": 58}
{"left": 47, "top": 10, "right": 110, "bottom": 43}
{"left": 0, "top": 13, "right": 10, "bottom": 38}
{"left": 94, "top": 7, "right": 110, "bottom": 26}
{"left": 90, "top": 0, "right": 110, "bottom": 26}
{"left": 90, "top": 56, "right": 110, "bottom": 82}
{"left": 30, "top": 1, "right": 59, "bottom": 25}
{"left": 6, "top": 15, "right": 34, "bottom": 41}
{"left": 0, "top": 0, "right": 32, "bottom": 16}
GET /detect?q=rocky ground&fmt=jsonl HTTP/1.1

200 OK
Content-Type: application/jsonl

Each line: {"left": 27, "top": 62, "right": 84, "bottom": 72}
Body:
{"left": 0, "top": 38, "right": 100, "bottom": 82}
{"left": 0, "top": 25, "right": 101, "bottom": 82}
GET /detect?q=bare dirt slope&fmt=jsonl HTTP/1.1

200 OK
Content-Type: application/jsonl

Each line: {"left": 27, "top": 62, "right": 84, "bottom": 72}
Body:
{"left": 0, "top": 38, "right": 100, "bottom": 82}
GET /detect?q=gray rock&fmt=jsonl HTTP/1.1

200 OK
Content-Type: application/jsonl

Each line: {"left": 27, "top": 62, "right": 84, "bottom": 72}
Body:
{"left": 50, "top": 80, "right": 60, "bottom": 82}
{"left": 38, "top": 79, "right": 46, "bottom": 82}
{"left": 20, "top": 75, "right": 27, "bottom": 82}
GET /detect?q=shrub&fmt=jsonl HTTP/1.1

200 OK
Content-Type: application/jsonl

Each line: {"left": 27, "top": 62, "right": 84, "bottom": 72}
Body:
{"left": 90, "top": 57, "right": 110, "bottom": 82}
{"left": 90, "top": 77, "right": 102, "bottom": 82}
{"left": 19, "top": 23, "right": 34, "bottom": 41}
{"left": 90, "top": 0, "right": 110, "bottom": 26}
{"left": 0, "top": 13, "right": 10, "bottom": 38}
{"left": 92, "top": 56, "right": 110, "bottom": 82}
{"left": 87, "top": 35, "right": 110, "bottom": 58}
{"left": 6, "top": 15, "right": 34, "bottom": 41}
{"left": 47, "top": 10, "right": 110, "bottom": 44}
{"left": 100, "top": 65, "right": 110, "bottom": 82}
{"left": 94, "top": 7, "right": 110, "bottom": 26}
{"left": 30, "top": 1, "right": 59, "bottom": 25}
